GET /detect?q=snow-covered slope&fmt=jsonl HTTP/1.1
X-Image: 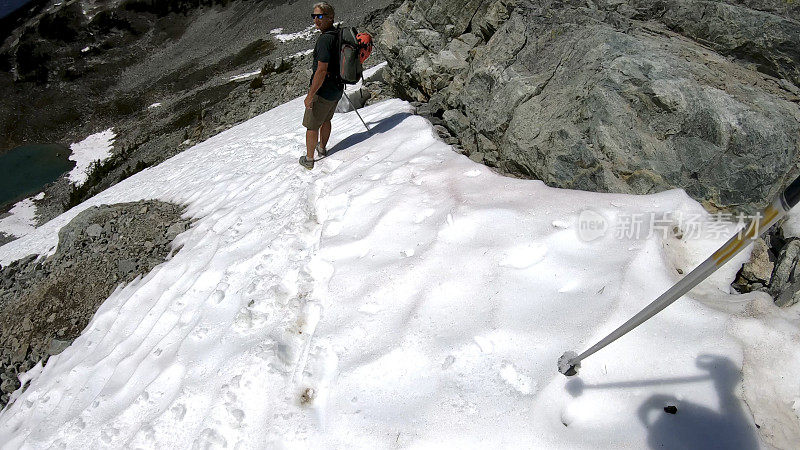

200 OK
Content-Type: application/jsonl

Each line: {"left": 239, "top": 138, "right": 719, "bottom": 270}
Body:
{"left": 1, "top": 94, "right": 798, "bottom": 448}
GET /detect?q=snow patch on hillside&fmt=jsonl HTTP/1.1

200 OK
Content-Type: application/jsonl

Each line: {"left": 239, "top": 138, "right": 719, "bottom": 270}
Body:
{"left": 272, "top": 25, "right": 316, "bottom": 42}
{"left": 0, "top": 192, "right": 44, "bottom": 240}
{"left": 230, "top": 70, "right": 262, "bottom": 81}
{"left": 67, "top": 128, "right": 115, "bottom": 186}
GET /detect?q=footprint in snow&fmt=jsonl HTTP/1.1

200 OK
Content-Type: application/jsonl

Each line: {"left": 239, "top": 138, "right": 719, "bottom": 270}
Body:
{"left": 194, "top": 428, "right": 227, "bottom": 448}
{"left": 233, "top": 303, "right": 271, "bottom": 332}
{"left": 171, "top": 403, "right": 187, "bottom": 420}
{"left": 210, "top": 290, "right": 226, "bottom": 305}
{"left": 323, "top": 220, "right": 344, "bottom": 237}
{"left": 499, "top": 362, "right": 536, "bottom": 395}
{"left": 219, "top": 377, "right": 247, "bottom": 428}
{"left": 400, "top": 248, "right": 415, "bottom": 257}
{"left": 316, "top": 193, "right": 350, "bottom": 228}
{"left": 297, "top": 341, "right": 338, "bottom": 418}
{"left": 296, "top": 302, "right": 321, "bottom": 336}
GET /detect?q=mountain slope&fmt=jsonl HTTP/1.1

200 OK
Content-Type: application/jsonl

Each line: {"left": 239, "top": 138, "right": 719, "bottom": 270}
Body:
{"left": 0, "top": 94, "right": 798, "bottom": 448}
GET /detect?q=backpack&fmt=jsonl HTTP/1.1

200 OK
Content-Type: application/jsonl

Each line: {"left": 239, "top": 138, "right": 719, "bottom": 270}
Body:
{"left": 325, "top": 26, "right": 373, "bottom": 85}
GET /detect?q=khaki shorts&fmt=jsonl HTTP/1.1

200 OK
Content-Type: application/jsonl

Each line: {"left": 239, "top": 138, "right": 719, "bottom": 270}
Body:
{"left": 302, "top": 95, "right": 338, "bottom": 130}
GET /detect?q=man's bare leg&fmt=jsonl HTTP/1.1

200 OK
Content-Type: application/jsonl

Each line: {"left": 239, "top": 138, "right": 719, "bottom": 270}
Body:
{"left": 319, "top": 120, "right": 332, "bottom": 152}
{"left": 306, "top": 128, "right": 318, "bottom": 160}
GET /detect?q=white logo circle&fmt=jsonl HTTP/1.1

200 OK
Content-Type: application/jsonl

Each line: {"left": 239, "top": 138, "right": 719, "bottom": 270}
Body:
{"left": 577, "top": 209, "right": 608, "bottom": 242}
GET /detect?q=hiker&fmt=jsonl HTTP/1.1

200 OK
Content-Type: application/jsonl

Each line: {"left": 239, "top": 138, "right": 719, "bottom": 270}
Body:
{"left": 299, "top": 2, "right": 343, "bottom": 170}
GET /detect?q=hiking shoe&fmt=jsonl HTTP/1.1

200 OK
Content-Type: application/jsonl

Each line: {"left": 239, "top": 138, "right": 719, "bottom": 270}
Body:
{"left": 316, "top": 143, "right": 327, "bottom": 157}
{"left": 299, "top": 155, "right": 314, "bottom": 170}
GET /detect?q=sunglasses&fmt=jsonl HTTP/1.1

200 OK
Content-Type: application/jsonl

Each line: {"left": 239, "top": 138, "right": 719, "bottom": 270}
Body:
{"left": 311, "top": 13, "right": 325, "bottom": 19}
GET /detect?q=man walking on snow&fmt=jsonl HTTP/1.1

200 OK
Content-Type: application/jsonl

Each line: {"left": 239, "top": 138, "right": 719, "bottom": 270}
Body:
{"left": 300, "top": 2, "right": 343, "bottom": 170}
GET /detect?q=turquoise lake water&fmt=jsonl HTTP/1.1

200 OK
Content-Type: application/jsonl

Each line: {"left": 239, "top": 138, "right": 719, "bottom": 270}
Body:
{"left": 0, "top": 144, "right": 74, "bottom": 210}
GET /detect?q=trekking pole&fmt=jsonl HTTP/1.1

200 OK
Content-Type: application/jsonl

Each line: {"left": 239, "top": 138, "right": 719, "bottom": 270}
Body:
{"left": 558, "top": 174, "right": 800, "bottom": 377}
{"left": 345, "top": 89, "right": 372, "bottom": 133}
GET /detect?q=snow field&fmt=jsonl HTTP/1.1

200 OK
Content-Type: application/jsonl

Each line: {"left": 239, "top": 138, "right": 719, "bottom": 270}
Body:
{"left": 0, "top": 94, "right": 798, "bottom": 448}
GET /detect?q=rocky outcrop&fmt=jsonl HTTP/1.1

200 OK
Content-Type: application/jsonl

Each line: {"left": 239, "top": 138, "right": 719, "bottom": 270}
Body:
{"left": 734, "top": 219, "right": 800, "bottom": 307}
{"left": 0, "top": 200, "right": 191, "bottom": 408}
{"left": 622, "top": 0, "right": 800, "bottom": 87}
{"left": 770, "top": 239, "right": 800, "bottom": 306}
{"left": 379, "top": 0, "right": 800, "bottom": 213}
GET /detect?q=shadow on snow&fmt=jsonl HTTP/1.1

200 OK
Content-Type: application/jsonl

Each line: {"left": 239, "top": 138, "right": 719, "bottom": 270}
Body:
{"left": 565, "top": 354, "right": 759, "bottom": 449}
{"left": 324, "top": 112, "right": 414, "bottom": 158}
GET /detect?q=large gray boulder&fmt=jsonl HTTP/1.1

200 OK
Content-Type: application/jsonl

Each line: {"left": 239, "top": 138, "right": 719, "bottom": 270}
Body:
{"left": 379, "top": 0, "right": 800, "bottom": 212}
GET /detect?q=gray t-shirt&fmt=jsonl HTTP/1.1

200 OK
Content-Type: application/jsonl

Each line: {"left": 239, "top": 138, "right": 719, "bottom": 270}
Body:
{"left": 311, "top": 31, "right": 344, "bottom": 101}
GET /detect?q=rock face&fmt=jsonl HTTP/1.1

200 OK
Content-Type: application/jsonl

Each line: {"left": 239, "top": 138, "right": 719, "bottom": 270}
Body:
{"left": 770, "top": 239, "right": 800, "bottom": 306}
{"left": 379, "top": 0, "right": 800, "bottom": 213}
{"left": 0, "top": 200, "right": 191, "bottom": 408}
{"left": 740, "top": 238, "right": 774, "bottom": 286}
{"left": 731, "top": 218, "right": 800, "bottom": 306}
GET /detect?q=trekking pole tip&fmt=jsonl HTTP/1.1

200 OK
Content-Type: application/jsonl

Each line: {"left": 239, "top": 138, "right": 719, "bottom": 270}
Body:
{"left": 558, "top": 351, "right": 580, "bottom": 377}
